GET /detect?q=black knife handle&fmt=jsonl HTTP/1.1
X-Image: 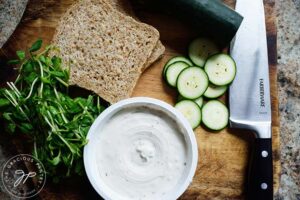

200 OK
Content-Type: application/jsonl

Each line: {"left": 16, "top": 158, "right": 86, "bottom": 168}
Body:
{"left": 247, "top": 138, "right": 273, "bottom": 200}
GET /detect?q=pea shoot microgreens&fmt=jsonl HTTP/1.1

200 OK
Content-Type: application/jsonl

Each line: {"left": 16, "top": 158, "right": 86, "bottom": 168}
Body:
{"left": 0, "top": 39, "right": 105, "bottom": 182}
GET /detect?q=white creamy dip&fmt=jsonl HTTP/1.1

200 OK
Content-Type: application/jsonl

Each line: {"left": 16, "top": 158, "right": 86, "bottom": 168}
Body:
{"left": 94, "top": 106, "right": 189, "bottom": 200}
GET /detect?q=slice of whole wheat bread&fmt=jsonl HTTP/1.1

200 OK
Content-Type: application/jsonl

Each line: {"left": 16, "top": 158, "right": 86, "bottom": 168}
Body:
{"left": 143, "top": 41, "right": 164, "bottom": 70}
{"left": 108, "top": 0, "right": 165, "bottom": 70}
{"left": 51, "top": 0, "right": 159, "bottom": 103}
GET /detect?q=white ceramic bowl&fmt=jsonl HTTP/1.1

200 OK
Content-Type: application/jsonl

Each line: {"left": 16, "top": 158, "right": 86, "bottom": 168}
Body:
{"left": 84, "top": 97, "right": 198, "bottom": 200}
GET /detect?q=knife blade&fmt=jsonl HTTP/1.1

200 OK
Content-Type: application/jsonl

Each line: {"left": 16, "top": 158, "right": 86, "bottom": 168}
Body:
{"left": 229, "top": 0, "right": 273, "bottom": 199}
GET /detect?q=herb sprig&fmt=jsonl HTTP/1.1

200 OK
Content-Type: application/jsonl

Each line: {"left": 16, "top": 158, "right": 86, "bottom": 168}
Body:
{"left": 0, "top": 40, "right": 105, "bottom": 182}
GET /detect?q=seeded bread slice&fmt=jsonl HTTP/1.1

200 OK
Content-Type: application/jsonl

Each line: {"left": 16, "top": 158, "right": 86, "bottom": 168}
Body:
{"left": 143, "top": 41, "right": 164, "bottom": 70}
{"left": 109, "top": 0, "right": 165, "bottom": 70}
{"left": 51, "top": 0, "right": 159, "bottom": 103}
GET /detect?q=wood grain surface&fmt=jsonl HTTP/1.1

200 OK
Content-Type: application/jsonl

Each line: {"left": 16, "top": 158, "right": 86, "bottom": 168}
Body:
{"left": 0, "top": 0, "right": 280, "bottom": 199}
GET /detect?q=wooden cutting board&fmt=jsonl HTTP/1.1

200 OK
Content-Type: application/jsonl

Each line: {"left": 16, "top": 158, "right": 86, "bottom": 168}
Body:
{"left": 0, "top": 0, "right": 280, "bottom": 199}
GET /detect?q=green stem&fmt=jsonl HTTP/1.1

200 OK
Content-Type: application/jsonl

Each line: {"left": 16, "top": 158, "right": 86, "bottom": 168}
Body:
{"left": 56, "top": 134, "right": 76, "bottom": 154}
{"left": 14, "top": 74, "right": 21, "bottom": 84}
{"left": 53, "top": 87, "right": 59, "bottom": 100}
{"left": 33, "top": 137, "right": 38, "bottom": 159}
{"left": 43, "top": 115, "right": 56, "bottom": 131}
{"left": 7, "top": 82, "right": 21, "bottom": 97}
{"left": 17, "top": 60, "right": 27, "bottom": 74}
{"left": 4, "top": 90, "right": 17, "bottom": 107}
{"left": 58, "top": 107, "right": 68, "bottom": 124}
{"left": 55, "top": 77, "right": 68, "bottom": 87}
{"left": 37, "top": 45, "right": 52, "bottom": 57}
{"left": 36, "top": 59, "right": 44, "bottom": 98}
{"left": 25, "top": 78, "right": 38, "bottom": 100}
{"left": 4, "top": 90, "right": 30, "bottom": 121}
{"left": 97, "top": 96, "right": 101, "bottom": 113}
{"left": 78, "top": 102, "right": 94, "bottom": 121}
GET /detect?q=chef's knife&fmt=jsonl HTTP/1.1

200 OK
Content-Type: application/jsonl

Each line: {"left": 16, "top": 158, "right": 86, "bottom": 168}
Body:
{"left": 229, "top": 0, "right": 273, "bottom": 199}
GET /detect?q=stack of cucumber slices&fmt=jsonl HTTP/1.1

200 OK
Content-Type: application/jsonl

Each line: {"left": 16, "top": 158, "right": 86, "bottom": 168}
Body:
{"left": 163, "top": 38, "right": 236, "bottom": 130}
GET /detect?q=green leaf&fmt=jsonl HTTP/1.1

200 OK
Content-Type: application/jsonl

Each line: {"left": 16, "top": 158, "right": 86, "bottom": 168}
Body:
{"left": 3, "top": 112, "right": 12, "bottom": 121}
{"left": 16, "top": 51, "right": 25, "bottom": 60}
{"left": 49, "top": 71, "right": 65, "bottom": 78}
{"left": 39, "top": 55, "right": 46, "bottom": 64}
{"left": 63, "top": 69, "right": 70, "bottom": 80}
{"left": 75, "top": 161, "right": 83, "bottom": 175}
{"left": 7, "top": 59, "right": 20, "bottom": 65}
{"left": 0, "top": 88, "right": 6, "bottom": 97}
{"left": 45, "top": 57, "right": 52, "bottom": 66}
{"left": 80, "top": 117, "right": 92, "bottom": 125}
{"left": 18, "top": 123, "right": 33, "bottom": 134}
{"left": 75, "top": 97, "right": 88, "bottom": 107}
{"left": 64, "top": 121, "right": 78, "bottom": 130}
{"left": 42, "top": 84, "right": 52, "bottom": 96}
{"left": 68, "top": 142, "right": 79, "bottom": 155}
{"left": 48, "top": 151, "right": 61, "bottom": 166}
{"left": 62, "top": 153, "right": 71, "bottom": 165}
{"left": 40, "top": 77, "right": 51, "bottom": 84}
{"left": 24, "top": 72, "right": 38, "bottom": 84}
{"left": 12, "top": 111, "right": 28, "bottom": 121}
{"left": 29, "top": 39, "right": 43, "bottom": 52}
{"left": 52, "top": 56, "right": 61, "bottom": 69}
{"left": 66, "top": 101, "right": 81, "bottom": 114}
{"left": 23, "top": 62, "right": 34, "bottom": 73}
{"left": 79, "top": 126, "right": 90, "bottom": 136}
{"left": 0, "top": 98, "right": 10, "bottom": 107}
{"left": 6, "top": 123, "right": 16, "bottom": 133}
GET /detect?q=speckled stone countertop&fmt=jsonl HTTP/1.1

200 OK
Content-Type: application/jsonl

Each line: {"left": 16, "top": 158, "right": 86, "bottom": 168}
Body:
{"left": 0, "top": 0, "right": 28, "bottom": 48}
{"left": 275, "top": 0, "right": 300, "bottom": 199}
{"left": 0, "top": 0, "right": 299, "bottom": 199}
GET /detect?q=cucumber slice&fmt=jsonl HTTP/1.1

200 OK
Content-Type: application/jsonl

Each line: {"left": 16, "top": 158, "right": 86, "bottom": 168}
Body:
{"left": 194, "top": 96, "right": 204, "bottom": 108}
{"left": 178, "top": 95, "right": 204, "bottom": 108}
{"left": 188, "top": 38, "right": 219, "bottom": 67}
{"left": 163, "top": 56, "right": 193, "bottom": 77}
{"left": 165, "top": 61, "right": 190, "bottom": 87}
{"left": 177, "top": 67, "right": 209, "bottom": 99}
{"left": 202, "top": 100, "right": 229, "bottom": 131}
{"left": 204, "top": 54, "right": 236, "bottom": 86}
{"left": 175, "top": 100, "right": 201, "bottom": 129}
{"left": 204, "top": 84, "right": 228, "bottom": 99}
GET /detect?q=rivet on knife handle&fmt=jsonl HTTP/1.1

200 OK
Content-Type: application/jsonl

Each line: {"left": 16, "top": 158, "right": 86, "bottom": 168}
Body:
{"left": 248, "top": 137, "right": 273, "bottom": 200}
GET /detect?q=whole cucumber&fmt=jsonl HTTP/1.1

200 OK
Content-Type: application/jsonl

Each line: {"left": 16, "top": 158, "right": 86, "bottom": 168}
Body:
{"left": 134, "top": 0, "right": 243, "bottom": 47}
